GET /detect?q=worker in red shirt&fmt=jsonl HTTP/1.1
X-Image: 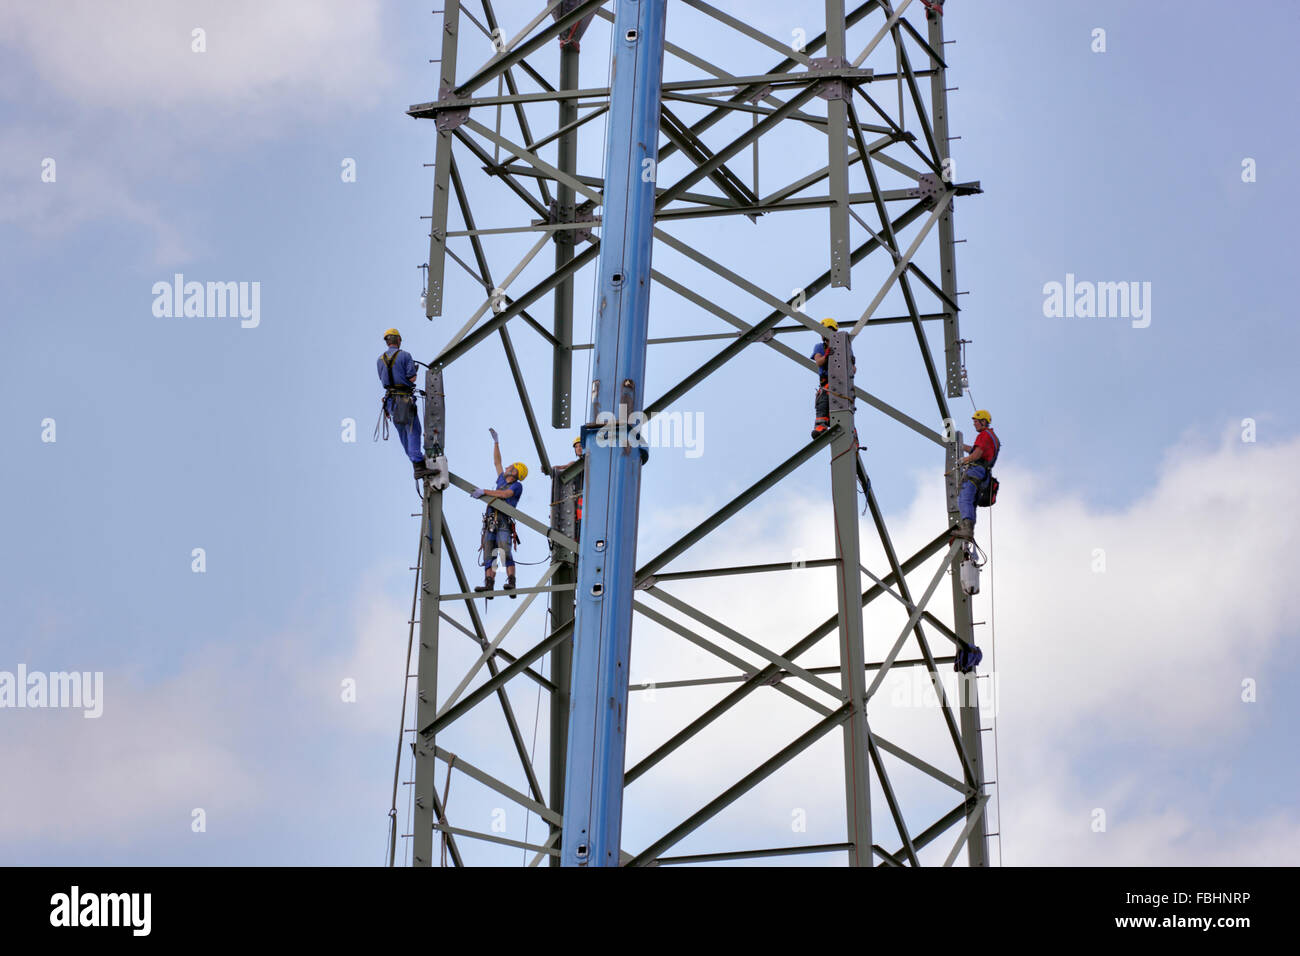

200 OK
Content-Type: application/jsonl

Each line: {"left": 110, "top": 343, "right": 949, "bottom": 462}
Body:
{"left": 566, "top": 436, "right": 584, "bottom": 541}
{"left": 952, "top": 409, "right": 999, "bottom": 538}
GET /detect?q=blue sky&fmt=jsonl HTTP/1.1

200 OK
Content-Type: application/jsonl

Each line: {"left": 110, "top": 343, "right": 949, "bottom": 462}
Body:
{"left": 2, "top": 0, "right": 1297, "bottom": 866}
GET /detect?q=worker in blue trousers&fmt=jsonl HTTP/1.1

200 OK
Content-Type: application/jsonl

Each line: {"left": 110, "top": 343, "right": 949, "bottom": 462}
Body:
{"left": 947, "top": 408, "right": 998, "bottom": 673}
{"left": 811, "top": 317, "right": 856, "bottom": 438}
{"left": 948, "top": 409, "right": 1000, "bottom": 539}
{"left": 471, "top": 429, "right": 528, "bottom": 599}
{"left": 376, "top": 328, "right": 432, "bottom": 479}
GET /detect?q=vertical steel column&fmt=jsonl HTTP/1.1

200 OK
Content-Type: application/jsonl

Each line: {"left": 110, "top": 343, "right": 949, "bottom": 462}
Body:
{"left": 828, "top": 329, "right": 872, "bottom": 865}
{"left": 560, "top": 0, "right": 668, "bottom": 867}
{"left": 413, "top": 364, "right": 447, "bottom": 867}
{"left": 413, "top": 486, "right": 444, "bottom": 867}
{"left": 824, "top": 0, "right": 852, "bottom": 288}
{"left": 548, "top": 464, "right": 580, "bottom": 865}
{"left": 947, "top": 428, "right": 989, "bottom": 866}
{"left": 425, "top": 0, "right": 461, "bottom": 319}
{"left": 925, "top": 2, "right": 963, "bottom": 398}
{"left": 551, "top": 10, "right": 582, "bottom": 427}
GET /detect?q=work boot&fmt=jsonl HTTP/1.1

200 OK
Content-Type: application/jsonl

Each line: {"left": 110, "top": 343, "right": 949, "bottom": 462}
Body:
{"left": 504, "top": 575, "right": 517, "bottom": 599}
{"left": 954, "top": 518, "right": 975, "bottom": 539}
{"left": 412, "top": 458, "right": 432, "bottom": 479}
{"left": 474, "top": 578, "right": 494, "bottom": 600}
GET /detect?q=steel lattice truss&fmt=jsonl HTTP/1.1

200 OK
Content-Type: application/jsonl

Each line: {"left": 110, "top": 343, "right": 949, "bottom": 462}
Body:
{"left": 396, "top": 0, "right": 992, "bottom": 867}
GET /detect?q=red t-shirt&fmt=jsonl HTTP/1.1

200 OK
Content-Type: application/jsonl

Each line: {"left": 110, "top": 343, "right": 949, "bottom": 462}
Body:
{"left": 973, "top": 429, "right": 999, "bottom": 466}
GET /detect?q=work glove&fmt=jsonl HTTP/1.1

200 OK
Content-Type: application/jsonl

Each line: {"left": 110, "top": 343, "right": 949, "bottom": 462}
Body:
{"left": 488, "top": 428, "right": 499, "bottom": 442}
{"left": 471, "top": 488, "right": 485, "bottom": 499}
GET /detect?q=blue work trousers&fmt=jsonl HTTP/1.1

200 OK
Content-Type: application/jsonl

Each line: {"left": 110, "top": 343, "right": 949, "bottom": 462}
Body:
{"left": 958, "top": 464, "right": 987, "bottom": 522}
{"left": 386, "top": 395, "right": 423, "bottom": 463}
{"left": 483, "top": 529, "right": 515, "bottom": 570}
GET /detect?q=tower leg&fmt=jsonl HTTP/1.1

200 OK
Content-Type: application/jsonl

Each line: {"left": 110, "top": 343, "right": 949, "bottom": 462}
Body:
{"left": 947, "top": 430, "right": 990, "bottom": 866}
{"left": 824, "top": 0, "right": 852, "bottom": 288}
{"left": 552, "top": 23, "right": 581, "bottom": 427}
{"left": 548, "top": 469, "right": 579, "bottom": 865}
{"left": 928, "top": 3, "right": 965, "bottom": 401}
{"left": 828, "top": 329, "right": 871, "bottom": 865}
{"left": 424, "top": 0, "right": 461, "bottom": 319}
{"left": 413, "top": 484, "right": 444, "bottom": 867}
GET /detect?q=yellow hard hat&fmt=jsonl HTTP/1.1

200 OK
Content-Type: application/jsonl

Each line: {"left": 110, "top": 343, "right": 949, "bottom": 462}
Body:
{"left": 820, "top": 317, "right": 839, "bottom": 330}
{"left": 510, "top": 461, "right": 529, "bottom": 480}
{"left": 972, "top": 409, "right": 991, "bottom": 423}
{"left": 383, "top": 328, "right": 401, "bottom": 339}
{"left": 573, "top": 436, "right": 583, "bottom": 448}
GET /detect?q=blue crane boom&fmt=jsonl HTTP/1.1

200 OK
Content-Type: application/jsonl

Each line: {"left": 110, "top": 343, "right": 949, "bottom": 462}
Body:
{"left": 560, "top": 0, "right": 669, "bottom": 867}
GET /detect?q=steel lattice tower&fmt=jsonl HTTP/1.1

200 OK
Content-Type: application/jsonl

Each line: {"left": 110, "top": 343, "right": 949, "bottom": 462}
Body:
{"left": 397, "top": 0, "right": 991, "bottom": 867}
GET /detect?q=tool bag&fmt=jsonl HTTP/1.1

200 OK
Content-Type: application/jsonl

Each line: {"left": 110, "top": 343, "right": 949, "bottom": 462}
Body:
{"left": 389, "top": 392, "right": 415, "bottom": 426}
{"left": 973, "top": 429, "right": 1000, "bottom": 507}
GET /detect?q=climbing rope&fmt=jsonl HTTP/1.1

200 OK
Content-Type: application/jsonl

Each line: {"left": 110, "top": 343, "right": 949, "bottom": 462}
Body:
{"left": 386, "top": 536, "right": 422, "bottom": 867}
{"left": 986, "top": 504, "right": 1004, "bottom": 866}
{"left": 961, "top": 352, "right": 1003, "bottom": 864}
{"left": 829, "top": 439, "right": 860, "bottom": 466}
{"left": 405, "top": 745, "right": 415, "bottom": 867}
{"left": 521, "top": 608, "right": 551, "bottom": 864}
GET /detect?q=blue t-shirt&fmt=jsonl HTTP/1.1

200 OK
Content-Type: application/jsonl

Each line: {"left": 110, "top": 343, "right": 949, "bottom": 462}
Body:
{"left": 377, "top": 347, "right": 417, "bottom": 388}
{"left": 496, "top": 473, "right": 523, "bottom": 509}
{"left": 811, "top": 342, "right": 854, "bottom": 382}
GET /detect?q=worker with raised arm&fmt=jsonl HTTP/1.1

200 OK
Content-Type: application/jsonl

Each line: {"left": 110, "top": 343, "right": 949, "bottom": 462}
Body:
{"left": 811, "top": 317, "right": 856, "bottom": 438}
{"left": 949, "top": 409, "right": 1000, "bottom": 539}
{"left": 376, "top": 328, "right": 432, "bottom": 479}
{"left": 471, "top": 428, "right": 528, "bottom": 599}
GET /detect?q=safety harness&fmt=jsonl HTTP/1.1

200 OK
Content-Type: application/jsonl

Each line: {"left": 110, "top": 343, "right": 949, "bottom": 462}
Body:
{"left": 963, "top": 428, "right": 1000, "bottom": 507}
{"left": 481, "top": 485, "right": 521, "bottom": 567}
{"left": 379, "top": 350, "right": 417, "bottom": 428}
{"left": 380, "top": 352, "right": 413, "bottom": 392}
{"left": 482, "top": 505, "right": 519, "bottom": 542}
{"left": 812, "top": 342, "right": 855, "bottom": 436}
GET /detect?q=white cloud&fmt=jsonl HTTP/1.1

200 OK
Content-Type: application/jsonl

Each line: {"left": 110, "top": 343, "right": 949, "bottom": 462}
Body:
{"left": 0, "top": 0, "right": 393, "bottom": 114}
{"left": 4, "top": 429, "right": 1295, "bottom": 864}
{"left": 0, "top": 646, "right": 260, "bottom": 843}
{"left": 0, "top": 580, "right": 416, "bottom": 850}
{"left": 1003, "top": 752, "right": 1300, "bottom": 866}
{"left": 622, "top": 428, "right": 1300, "bottom": 864}
{"left": 0, "top": 0, "right": 394, "bottom": 259}
{"left": 984, "top": 430, "right": 1295, "bottom": 741}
